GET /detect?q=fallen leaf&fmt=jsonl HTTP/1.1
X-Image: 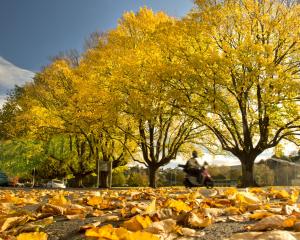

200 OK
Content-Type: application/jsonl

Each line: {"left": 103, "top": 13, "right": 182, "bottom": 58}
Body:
{"left": 48, "top": 194, "right": 69, "bottom": 206}
{"left": 183, "top": 212, "right": 212, "bottom": 228}
{"left": 145, "top": 219, "right": 176, "bottom": 234}
{"left": 80, "top": 221, "right": 101, "bottom": 232}
{"left": 249, "top": 211, "right": 273, "bottom": 220}
{"left": 228, "top": 230, "right": 299, "bottom": 240}
{"left": 122, "top": 215, "right": 152, "bottom": 231}
{"left": 236, "top": 192, "right": 261, "bottom": 205}
{"left": 144, "top": 198, "right": 156, "bottom": 215}
{"left": 248, "top": 215, "right": 292, "bottom": 231}
{"left": 0, "top": 216, "right": 29, "bottom": 232}
{"left": 164, "top": 199, "right": 191, "bottom": 212}
{"left": 16, "top": 232, "right": 48, "bottom": 240}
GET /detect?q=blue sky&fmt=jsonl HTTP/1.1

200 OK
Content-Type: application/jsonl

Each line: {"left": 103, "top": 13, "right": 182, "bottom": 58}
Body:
{"left": 0, "top": 0, "right": 194, "bottom": 72}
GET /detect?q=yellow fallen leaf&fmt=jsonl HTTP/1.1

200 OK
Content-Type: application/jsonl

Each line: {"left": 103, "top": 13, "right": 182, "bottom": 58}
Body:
{"left": 17, "top": 232, "right": 48, "bottom": 240}
{"left": 183, "top": 212, "right": 212, "bottom": 228}
{"left": 48, "top": 194, "right": 69, "bottom": 206}
{"left": 249, "top": 211, "right": 273, "bottom": 220}
{"left": 269, "top": 188, "right": 290, "bottom": 199}
{"left": 223, "top": 188, "right": 238, "bottom": 198}
{"left": 144, "top": 198, "right": 156, "bottom": 215}
{"left": 283, "top": 216, "right": 297, "bottom": 228}
{"left": 224, "top": 207, "right": 243, "bottom": 215}
{"left": 164, "top": 199, "right": 191, "bottom": 212}
{"left": 87, "top": 196, "right": 103, "bottom": 206}
{"left": 236, "top": 192, "right": 261, "bottom": 205}
{"left": 130, "top": 231, "right": 160, "bottom": 240}
{"left": 249, "top": 188, "right": 265, "bottom": 195}
{"left": 122, "top": 215, "right": 152, "bottom": 231}
{"left": 86, "top": 225, "right": 120, "bottom": 239}
{"left": 276, "top": 190, "right": 290, "bottom": 199}
{"left": 289, "top": 190, "right": 299, "bottom": 204}
{"left": 85, "top": 224, "right": 159, "bottom": 240}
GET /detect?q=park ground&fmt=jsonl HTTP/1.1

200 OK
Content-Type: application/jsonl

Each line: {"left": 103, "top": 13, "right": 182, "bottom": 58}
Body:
{"left": 1, "top": 186, "right": 300, "bottom": 240}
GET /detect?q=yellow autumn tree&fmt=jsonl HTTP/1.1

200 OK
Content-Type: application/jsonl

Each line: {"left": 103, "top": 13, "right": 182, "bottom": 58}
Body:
{"left": 99, "top": 8, "right": 207, "bottom": 187}
{"left": 166, "top": 0, "right": 300, "bottom": 186}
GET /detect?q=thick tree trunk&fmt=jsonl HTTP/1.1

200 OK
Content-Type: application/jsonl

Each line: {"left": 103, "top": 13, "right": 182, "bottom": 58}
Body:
{"left": 148, "top": 167, "right": 158, "bottom": 188}
{"left": 240, "top": 159, "right": 258, "bottom": 187}
{"left": 75, "top": 176, "right": 85, "bottom": 188}
{"left": 99, "top": 171, "right": 109, "bottom": 188}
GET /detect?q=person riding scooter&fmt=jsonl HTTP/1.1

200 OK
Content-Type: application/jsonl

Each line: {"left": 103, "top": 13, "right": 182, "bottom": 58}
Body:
{"left": 179, "top": 150, "right": 213, "bottom": 188}
{"left": 186, "top": 150, "right": 208, "bottom": 182}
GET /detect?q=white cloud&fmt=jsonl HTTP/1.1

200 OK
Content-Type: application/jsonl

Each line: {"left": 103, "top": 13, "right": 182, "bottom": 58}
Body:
{"left": 0, "top": 56, "right": 34, "bottom": 106}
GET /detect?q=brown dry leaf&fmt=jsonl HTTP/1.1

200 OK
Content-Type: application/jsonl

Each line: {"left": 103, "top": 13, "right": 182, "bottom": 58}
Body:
{"left": 228, "top": 230, "right": 299, "bottom": 240}
{"left": 228, "top": 214, "right": 250, "bottom": 222}
{"left": 152, "top": 208, "right": 176, "bottom": 221}
{"left": 101, "top": 214, "right": 120, "bottom": 223}
{"left": 224, "top": 207, "right": 243, "bottom": 215}
{"left": 0, "top": 216, "right": 29, "bottom": 232}
{"left": 38, "top": 204, "right": 65, "bottom": 215}
{"left": 249, "top": 188, "right": 266, "bottom": 195}
{"left": 122, "top": 215, "right": 152, "bottom": 231}
{"left": 203, "top": 208, "right": 224, "bottom": 217}
{"left": 66, "top": 214, "right": 85, "bottom": 220}
{"left": 90, "top": 209, "right": 104, "bottom": 217}
{"left": 65, "top": 204, "right": 87, "bottom": 215}
{"left": 177, "top": 227, "right": 206, "bottom": 238}
{"left": 248, "top": 215, "right": 292, "bottom": 231}
{"left": 282, "top": 204, "right": 300, "bottom": 215}
{"left": 16, "top": 232, "right": 48, "bottom": 240}
{"left": 79, "top": 221, "right": 101, "bottom": 232}
{"left": 145, "top": 219, "right": 177, "bottom": 234}
{"left": 183, "top": 212, "right": 212, "bottom": 228}
{"left": 31, "top": 216, "right": 54, "bottom": 228}
{"left": 214, "top": 216, "right": 228, "bottom": 223}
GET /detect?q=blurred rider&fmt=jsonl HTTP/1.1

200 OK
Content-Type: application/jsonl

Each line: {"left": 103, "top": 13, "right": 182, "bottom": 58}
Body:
{"left": 186, "top": 150, "right": 208, "bottom": 183}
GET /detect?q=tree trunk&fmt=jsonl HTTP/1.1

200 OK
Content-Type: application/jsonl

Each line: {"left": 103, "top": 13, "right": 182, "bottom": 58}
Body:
{"left": 99, "top": 171, "right": 109, "bottom": 188}
{"left": 148, "top": 167, "right": 158, "bottom": 188}
{"left": 76, "top": 176, "right": 84, "bottom": 188}
{"left": 240, "top": 159, "right": 258, "bottom": 187}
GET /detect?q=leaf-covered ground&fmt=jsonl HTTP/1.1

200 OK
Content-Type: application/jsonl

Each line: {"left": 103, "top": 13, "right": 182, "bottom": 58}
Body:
{"left": 0, "top": 187, "right": 300, "bottom": 240}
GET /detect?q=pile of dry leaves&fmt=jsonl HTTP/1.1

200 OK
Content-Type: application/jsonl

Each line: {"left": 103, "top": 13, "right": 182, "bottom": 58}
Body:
{"left": 0, "top": 186, "right": 300, "bottom": 239}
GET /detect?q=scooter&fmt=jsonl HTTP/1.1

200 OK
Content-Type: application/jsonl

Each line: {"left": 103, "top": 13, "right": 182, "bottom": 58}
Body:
{"left": 178, "top": 164, "right": 214, "bottom": 188}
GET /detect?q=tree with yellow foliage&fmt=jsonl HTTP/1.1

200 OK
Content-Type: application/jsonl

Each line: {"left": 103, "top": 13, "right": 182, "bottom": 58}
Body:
{"left": 91, "top": 8, "right": 207, "bottom": 188}
{"left": 166, "top": 0, "right": 300, "bottom": 186}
